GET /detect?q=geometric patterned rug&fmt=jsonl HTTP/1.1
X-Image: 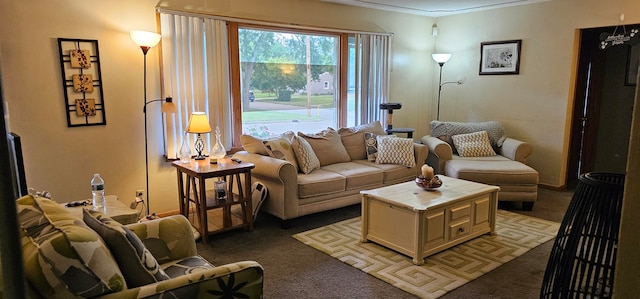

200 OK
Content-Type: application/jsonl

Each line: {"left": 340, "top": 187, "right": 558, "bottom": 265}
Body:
{"left": 293, "top": 210, "right": 560, "bottom": 299}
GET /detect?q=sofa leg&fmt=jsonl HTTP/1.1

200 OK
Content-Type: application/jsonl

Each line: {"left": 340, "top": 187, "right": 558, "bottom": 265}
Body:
{"left": 281, "top": 220, "right": 291, "bottom": 229}
{"left": 522, "top": 202, "right": 534, "bottom": 211}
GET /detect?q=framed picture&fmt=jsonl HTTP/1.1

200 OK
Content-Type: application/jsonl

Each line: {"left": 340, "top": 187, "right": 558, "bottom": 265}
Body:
{"left": 625, "top": 44, "right": 639, "bottom": 86}
{"left": 57, "top": 38, "right": 106, "bottom": 127}
{"left": 479, "top": 39, "right": 522, "bottom": 75}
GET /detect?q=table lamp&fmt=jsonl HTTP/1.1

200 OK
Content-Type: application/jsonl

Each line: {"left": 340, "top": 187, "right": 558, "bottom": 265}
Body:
{"left": 186, "top": 112, "right": 211, "bottom": 160}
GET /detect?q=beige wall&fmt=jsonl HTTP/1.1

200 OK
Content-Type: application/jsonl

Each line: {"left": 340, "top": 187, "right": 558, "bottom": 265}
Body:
{"left": 432, "top": 0, "right": 640, "bottom": 187}
{"left": 0, "top": 0, "right": 432, "bottom": 213}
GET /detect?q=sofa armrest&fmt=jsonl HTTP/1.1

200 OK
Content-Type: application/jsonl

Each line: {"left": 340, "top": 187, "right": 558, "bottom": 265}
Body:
{"left": 233, "top": 151, "right": 296, "bottom": 179}
{"left": 498, "top": 137, "right": 533, "bottom": 163}
{"left": 125, "top": 215, "right": 197, "bottom": 262}
{"left": 232, "top": 151, "right": 299, "bottom": 221}
{"left": 98, "top": 261, "right": 264, "bottom": 299}
{"left": 413, "top": 142, "right": 428, "bottom": 175}
{"left": 421, "top": 135, "right": 452, "bottom": 174}
{"left": 421, "top": 135, "right": 452, "bottom": 160}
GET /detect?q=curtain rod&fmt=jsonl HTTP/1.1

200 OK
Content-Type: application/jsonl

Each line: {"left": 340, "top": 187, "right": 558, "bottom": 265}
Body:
{"left": 156, "top": 8, "right": 393, "bottom": 37}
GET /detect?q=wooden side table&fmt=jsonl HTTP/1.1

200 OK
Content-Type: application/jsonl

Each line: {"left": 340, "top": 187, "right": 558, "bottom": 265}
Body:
{"left": 172, "top": 158, "right": 255, "bottom": 243}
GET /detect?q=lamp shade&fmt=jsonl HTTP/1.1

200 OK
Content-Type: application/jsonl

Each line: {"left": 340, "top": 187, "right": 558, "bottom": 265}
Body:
{"left": 432, "top": 53, "right": 452, "bottom": 64}
{"left": 161, "top": 98, "right": 178, "bottom": 114}
{"left": 186, "top": 112, "right": 211, "bottom": 134}
{"left": 130, "top": 30, "right": 161, "bottom": 48}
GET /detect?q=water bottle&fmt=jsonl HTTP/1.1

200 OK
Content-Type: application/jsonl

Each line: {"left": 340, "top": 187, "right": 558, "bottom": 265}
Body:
{"left": 91, "top": 173, "right": 105, "bottom": 209}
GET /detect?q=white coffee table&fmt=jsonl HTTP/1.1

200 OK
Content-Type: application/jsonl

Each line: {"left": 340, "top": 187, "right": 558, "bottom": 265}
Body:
{"left": 62, "top": 195, "right": 140, "bottom": 225}
{"left": 360, "top": 175, "right": 500, "bottom": 265}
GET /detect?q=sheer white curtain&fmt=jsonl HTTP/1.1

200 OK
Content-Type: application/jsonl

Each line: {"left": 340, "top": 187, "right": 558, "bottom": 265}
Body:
{"left": 354, "top": 34, "right": 391, "bottom": 126}
{"left": 160, "top": 13, "right": 231, "bottom": 159}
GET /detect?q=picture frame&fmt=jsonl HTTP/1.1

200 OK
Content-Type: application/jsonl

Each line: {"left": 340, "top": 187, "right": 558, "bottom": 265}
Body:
{"left": 625, "top": 44, "right": 639, "bottom": 86}
{"left": 479, "top": 39, "right": 522, "bottom": 75}
{"left": 57, "top": 38, "right": 106, "bottom": 127}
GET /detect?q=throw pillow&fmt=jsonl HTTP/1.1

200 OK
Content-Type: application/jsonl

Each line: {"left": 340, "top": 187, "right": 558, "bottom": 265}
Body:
{"left": 292, "top": 135, "right": 321, "bottom": 174}
{"left": 16, "top": 195, "right": 126, "bottom": 298}
{"left": 364, "top": 132, "right": 382, "bottom": 162}
{"left": 298, "top": 128, "right": 351, "bottom": 166}
{"left": 338, "top": 121, "right": 387, "bottom": 160}
{"left": 375, "top": 136, "right": 416, "bottom": 167}
{"left": 430, "top": 120, "right": 506, "bottom": 149}
{"left": 240, "top": 134, "right": 269, "bottom": 155}
{"left": 263, "top": 132, "right": 299, "bottom": 171}
{"left": 451, "top": 130, "right": 497, "bottom": 157}
{"left": 83, "top": 209, "right": 170, "bottom": 288}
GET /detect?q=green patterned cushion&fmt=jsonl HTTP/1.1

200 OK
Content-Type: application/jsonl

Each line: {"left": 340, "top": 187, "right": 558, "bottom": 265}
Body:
{"left": 375, "top": 136, "right": 416, "bottom": 167}
{"left": 16, "top": 195, "right": 126, "bottom": 297}
{"left": 161, "top": 256, "right": 214, "bottom": 278}
{"left": 83, "top": 209, "right": 170, "bottom": 288}
{"left": 291, "top": 135, "right": 320, "bottom": 174}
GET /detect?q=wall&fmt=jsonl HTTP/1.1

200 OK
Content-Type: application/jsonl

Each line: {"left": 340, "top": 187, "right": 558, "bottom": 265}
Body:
{"left": 0, "top": 0, "right": 432, "bottom": 213}
{"left": 433, "top": 0, "right": 640, "bottom": 187}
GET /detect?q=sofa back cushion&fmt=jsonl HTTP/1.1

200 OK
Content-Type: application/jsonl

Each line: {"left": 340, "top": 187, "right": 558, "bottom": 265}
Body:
{"left": 16, "top": 195, "right": 126, "bottom": 298}
{"left": 298, "top": 128, "right": 351, "bottom": 166}
{"left": 83, "top": 209, "right": 170, "bottom": 288}
{"left": 338, "top": 121, "right": 387, "bottom": 160}
{"left": 430, "top": 121, "right": 506, "bottom": 151}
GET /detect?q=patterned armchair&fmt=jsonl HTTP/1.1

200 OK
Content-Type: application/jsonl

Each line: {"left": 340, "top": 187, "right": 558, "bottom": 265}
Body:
{"left": 13, "top": 195, "right": 264, "bottom": 298}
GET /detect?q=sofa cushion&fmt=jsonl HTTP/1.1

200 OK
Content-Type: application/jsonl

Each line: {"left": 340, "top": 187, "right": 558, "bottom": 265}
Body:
{"left": 353, "top": 160, "right": 418, "bottom": 184}
{"left": 321, "top": 162, "right": 384, "bottom": 190}
{"left": 375, "top": 136, "right": 416, "bottom": 167}
{"left": 338, "top": 121, "right": 387, "bottom": 160}
{"left": 83, "top": 209, "right": 170, "bottom": 288}
{"left": 299, "top": 128, "right": 351, "bottom": 166}
{"left": 292, "top": 135, "right": 320, "bottom": 174}
{"left": 16, "top": 195, "right": 126, "bottom": 298}
{"left": 297, "top": 169, "right": 346, "bottom": 198}
{"left": 430, "top": 121, "right": 506, "bottom": 150}
{"left": 445, "top": 160, "right": 539, "bottom": 185}
{"left": 161, "top": 256, "right": 214, "bottom": 278}
{"left": 264, "top": 133, "right": 299, "bottom": 171}
{"left": 451, "top": 131, "right": 497, "bottom": 157}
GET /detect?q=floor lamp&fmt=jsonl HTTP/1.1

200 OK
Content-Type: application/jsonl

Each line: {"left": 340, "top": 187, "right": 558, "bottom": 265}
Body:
{"left": 131, "top": 30, "right": 166, "bottom": 215}
{"left": 432, "top": 53, "right": 452, "bottom": 121}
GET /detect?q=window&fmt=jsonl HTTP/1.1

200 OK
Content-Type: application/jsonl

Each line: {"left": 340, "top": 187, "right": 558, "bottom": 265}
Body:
{"left": 159, "top": 12, "right": 390, "bottom": 157}
{"left": 234, "top": 27, "right": 342, "bottom": 138}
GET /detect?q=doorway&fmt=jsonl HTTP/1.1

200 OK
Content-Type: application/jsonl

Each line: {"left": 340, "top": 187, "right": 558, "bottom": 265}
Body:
{"left": 567, "top": 25, "right": 638, "bottom": 187}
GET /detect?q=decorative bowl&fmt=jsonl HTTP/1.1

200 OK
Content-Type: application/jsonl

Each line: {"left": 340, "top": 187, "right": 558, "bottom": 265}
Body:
{"left": 415, "top": 175, "right": 443, "bottom": 191}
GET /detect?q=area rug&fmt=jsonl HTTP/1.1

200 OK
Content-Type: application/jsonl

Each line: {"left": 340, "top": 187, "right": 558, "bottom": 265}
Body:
{"left": 293, "top": 209, "right": 560, "bottom": 299}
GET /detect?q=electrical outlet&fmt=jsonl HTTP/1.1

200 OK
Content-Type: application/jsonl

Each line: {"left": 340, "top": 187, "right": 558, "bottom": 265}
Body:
{"left": 135, "top": 190, "right": 144, "bottom": 200}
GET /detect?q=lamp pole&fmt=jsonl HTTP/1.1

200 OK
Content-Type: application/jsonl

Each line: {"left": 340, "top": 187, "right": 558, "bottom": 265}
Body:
{"left": 436, "top": 62, "right": 444, "bottom": 121}
{"left": 131, "top": 31, "right": 161, "bottom": 216}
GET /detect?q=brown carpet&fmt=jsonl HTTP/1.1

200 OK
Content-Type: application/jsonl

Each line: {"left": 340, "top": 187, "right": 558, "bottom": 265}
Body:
{"left": 196, "top": 188, "right": 573, "bottom": 298}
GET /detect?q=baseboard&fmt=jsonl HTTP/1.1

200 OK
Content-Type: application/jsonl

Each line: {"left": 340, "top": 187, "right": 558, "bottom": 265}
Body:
{"left": 539, "top": 184, "right": 568, "bottom": 191}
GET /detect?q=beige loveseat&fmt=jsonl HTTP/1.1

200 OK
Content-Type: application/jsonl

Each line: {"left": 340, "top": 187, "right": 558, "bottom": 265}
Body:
{"left": 421, "top": 121, "right": 539, "bottom": 210}
{"left": 233, "top": 122, "right": 428, "bottom": 227}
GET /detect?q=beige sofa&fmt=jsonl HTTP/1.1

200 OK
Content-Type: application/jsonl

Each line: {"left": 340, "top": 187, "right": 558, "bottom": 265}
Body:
{"left": 233, "top": 122, "right": 428, "bottom": 227}
{"left": 421, "top": 121, "right": 539, "bottom": 210}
